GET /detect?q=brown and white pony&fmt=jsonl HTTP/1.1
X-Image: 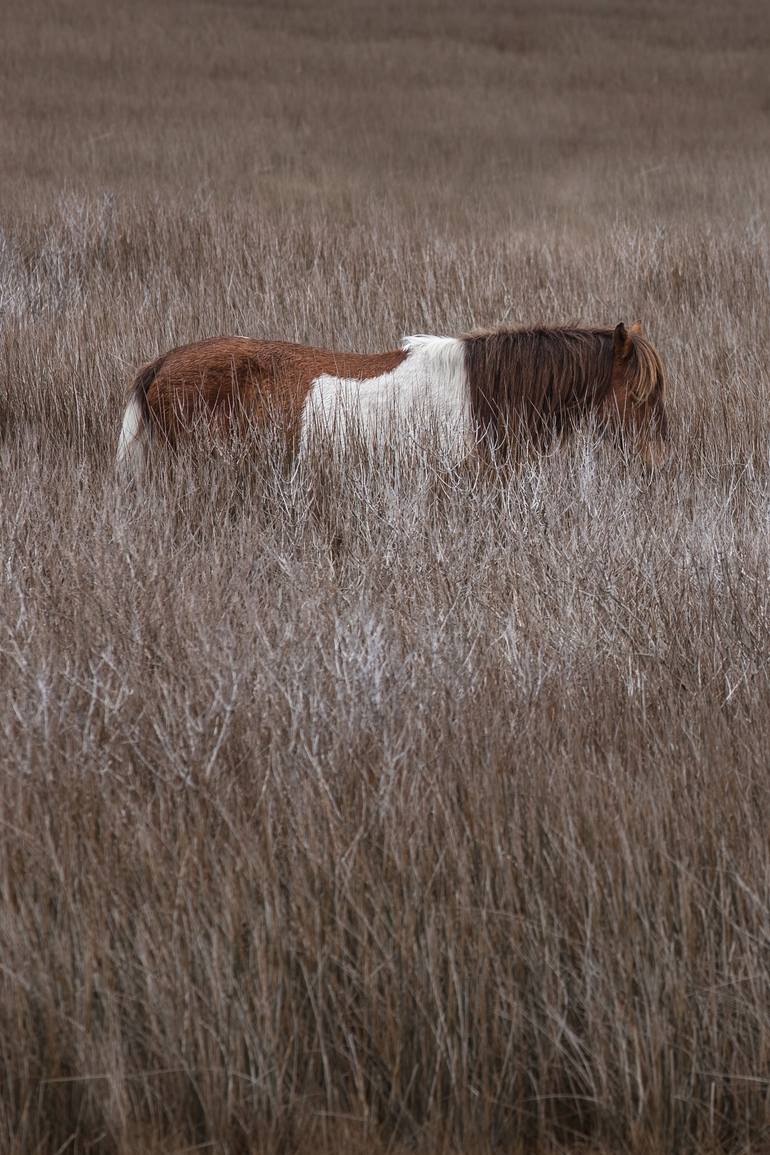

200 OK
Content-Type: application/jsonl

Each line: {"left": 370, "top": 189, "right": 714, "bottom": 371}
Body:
{"left": 117, "top": 322, "right": 668, "bottom": 474}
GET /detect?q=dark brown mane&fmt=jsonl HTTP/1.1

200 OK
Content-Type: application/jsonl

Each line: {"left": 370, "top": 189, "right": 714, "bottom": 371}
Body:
{"left": 463, "top": 326, "right": 618, "bottom": 452}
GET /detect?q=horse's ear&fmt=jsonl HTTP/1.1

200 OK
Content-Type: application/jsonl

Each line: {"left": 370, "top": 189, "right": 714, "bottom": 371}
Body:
{"left": 629, "top": 321, "right": 642, "bottom": 336}
{"left": 613, "top": 322, "right": 631, "bottom": 358}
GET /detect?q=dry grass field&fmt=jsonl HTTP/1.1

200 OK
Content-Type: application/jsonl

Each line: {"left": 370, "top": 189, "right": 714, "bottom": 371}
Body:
{"left": 1, "top": 1, "right": 770, "bottom": 1152}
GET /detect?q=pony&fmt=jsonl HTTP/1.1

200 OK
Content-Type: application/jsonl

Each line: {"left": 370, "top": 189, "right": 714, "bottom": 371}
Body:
{"left": 116, "top": 322, "right": 668, "bottom": 474}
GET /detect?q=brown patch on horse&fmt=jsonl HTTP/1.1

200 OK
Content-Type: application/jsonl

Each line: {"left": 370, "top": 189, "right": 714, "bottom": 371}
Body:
{"left": 140, "top": 337, "right": 407, "bottom": 450}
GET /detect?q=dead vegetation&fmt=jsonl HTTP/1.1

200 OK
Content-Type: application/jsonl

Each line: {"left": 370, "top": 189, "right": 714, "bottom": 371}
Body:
{"left": 0, "top": 1, "right": 769, "bottom": 1151}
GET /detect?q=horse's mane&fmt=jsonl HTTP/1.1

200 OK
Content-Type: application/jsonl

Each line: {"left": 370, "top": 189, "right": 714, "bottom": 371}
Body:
{"left": 625, "top": 330, "right": 667, "bottom": 404}
{"left": 463, "top": 325, "right": 663, "bottom": 450}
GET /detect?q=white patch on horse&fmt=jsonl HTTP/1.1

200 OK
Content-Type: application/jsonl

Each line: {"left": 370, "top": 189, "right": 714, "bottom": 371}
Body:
{"left": 300, "top": 334, "right": 471, "bottom": 455}
{"left": 116, "top": 394, "right": 145, "bottom": 477}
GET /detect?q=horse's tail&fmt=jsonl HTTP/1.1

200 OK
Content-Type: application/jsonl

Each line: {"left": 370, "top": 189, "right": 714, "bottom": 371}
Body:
{"left": 116, "top": 356, "right": 163, "bottom": 478}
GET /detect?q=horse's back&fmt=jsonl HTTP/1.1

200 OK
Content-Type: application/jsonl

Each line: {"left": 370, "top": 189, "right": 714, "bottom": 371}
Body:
{"left": 145, "top": 336, "right": 407, "bottom": 435}
{"left": 117, "top": 336, "right": 410, "bottom": 471}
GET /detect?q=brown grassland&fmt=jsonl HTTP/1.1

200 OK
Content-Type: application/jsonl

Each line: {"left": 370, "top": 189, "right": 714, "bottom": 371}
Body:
{"left": 1, "top": 1, "right": 769, "bottom": 1152}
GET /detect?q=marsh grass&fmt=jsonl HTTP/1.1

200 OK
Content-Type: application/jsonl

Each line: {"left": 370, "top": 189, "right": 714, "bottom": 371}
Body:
{"left": 1, "top": 0, "right": 769, "bottom": 1151}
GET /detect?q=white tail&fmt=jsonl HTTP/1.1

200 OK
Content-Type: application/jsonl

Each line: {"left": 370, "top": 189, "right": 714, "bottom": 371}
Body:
{"left": 116, "top": 393, "right": 146, "bottom": 478}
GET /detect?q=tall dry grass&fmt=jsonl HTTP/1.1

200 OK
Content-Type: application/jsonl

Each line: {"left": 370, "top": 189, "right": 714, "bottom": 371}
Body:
{"left": 1, "top": 1, "right": 769, "bottom": 1152}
